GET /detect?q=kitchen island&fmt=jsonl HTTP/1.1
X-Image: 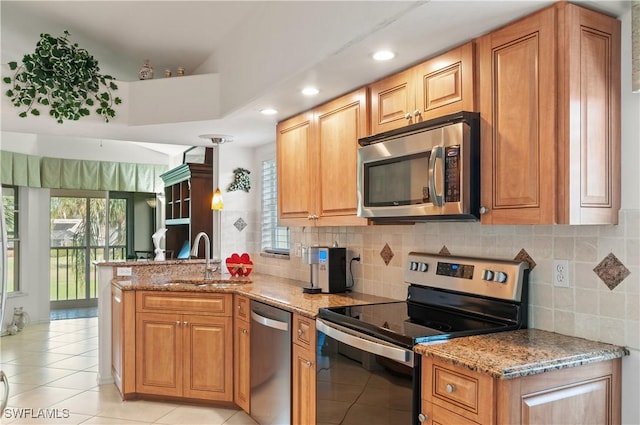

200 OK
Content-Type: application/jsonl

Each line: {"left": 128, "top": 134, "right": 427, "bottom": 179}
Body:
{"left": 96, "top": 259, "right": 391, "bottom": 388}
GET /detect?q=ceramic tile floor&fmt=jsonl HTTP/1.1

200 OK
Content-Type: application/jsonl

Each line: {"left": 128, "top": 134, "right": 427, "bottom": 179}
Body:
{"left": 0, "top": 317, "right": 257, "bottom": 425}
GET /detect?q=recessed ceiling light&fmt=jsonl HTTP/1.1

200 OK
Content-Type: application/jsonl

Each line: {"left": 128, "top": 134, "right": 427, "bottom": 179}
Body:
{"left": 373, "top": 50, "right": 395, "bottom": 61}
{"left": 260, "top": 108, "right": 278, "bottom": 115}
{"left": 301, "top": 87, "right": 319, "bottom": 96}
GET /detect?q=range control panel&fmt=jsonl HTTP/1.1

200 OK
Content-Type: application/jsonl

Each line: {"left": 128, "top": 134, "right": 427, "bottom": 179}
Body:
{"left": 404, "top": 252, "right": 528, "bottom": 302}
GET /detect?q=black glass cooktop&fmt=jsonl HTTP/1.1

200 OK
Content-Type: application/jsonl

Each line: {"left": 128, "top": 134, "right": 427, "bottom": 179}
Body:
{"left": 318, "top": 300, "right": 513, "bottom": 349}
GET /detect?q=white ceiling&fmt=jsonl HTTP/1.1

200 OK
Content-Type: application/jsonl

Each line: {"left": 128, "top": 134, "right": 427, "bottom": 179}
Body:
{"left": 0, "top": 0, "right": 631, "bottom": 155}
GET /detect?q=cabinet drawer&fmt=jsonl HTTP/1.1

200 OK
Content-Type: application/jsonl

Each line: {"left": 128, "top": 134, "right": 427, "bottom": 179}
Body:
{"left": 422, "top": 357, "right": 493, "bottom": 424}
{"left": 136, "top": 291, "right": 231, "bottom": 316}
{"left": 234, "top": 295, "right": 250, "bottom": 322}
{"left": 421, "top": 399, "right": 479, "bottom": 425}
{"left": 293, "top": 314, "right": 316, "bottom": 349}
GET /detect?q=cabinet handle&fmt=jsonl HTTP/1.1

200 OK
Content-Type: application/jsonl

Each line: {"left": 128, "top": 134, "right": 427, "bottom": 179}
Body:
{"left": 445, "top": 383, "right": 456, "bottom": 393}
{"left": 297, "top": 329, "right": 303, "bottom": 336}
{"left": 404, "top": 112, "right": 412, "bottom": 120}
{"left": 418, "top": 413, "right": 428, "bottom": 423}
{"left": 479, "top": 206, "right": 490, "bottom": 215}
{"left": 413, "top": 110, "right": 420, "bottom": 117}
{"left": 242, "top": 329, "right": 248, "bottom": 334}
{"left": 176, "top": 321, "right": 181, "bottom": 326}
{"left": 183, "top": 321, "right": 188, "bottom": 326}
{"left": 305, "top": 361, "right": 313, "bottom": 367}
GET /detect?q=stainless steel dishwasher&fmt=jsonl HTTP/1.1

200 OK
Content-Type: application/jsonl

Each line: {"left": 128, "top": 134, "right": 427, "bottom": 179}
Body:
{"left": 250, "top": 300, "right": 291, "bottom": 425}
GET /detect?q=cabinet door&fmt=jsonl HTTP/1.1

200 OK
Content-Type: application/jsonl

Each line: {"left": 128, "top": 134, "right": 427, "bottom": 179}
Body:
{"left": 183, "top": 314, "right": 233, "bottom": 401}
{"left": 314, "top": 88, "right": 368, "bottom": 226}
{"left": 292, "top": 343, "right": 316, "bottom": 425}
{"left": 234, "top": 319, "right": 250, "bottom": 413}
{"left": 136, "top": 312, "right": 183, "bottom": 397}
{"left": 478, "top": 7, "right": 557, "bottom": 224}
{"left": 557, "top": 3, "right": 621, "bottom": 224}
{"left": 497, "top": 359, "right": 621, "bottom": 425}
{"left": 111, "top": 286, "right": 135, "bottom": 398}
{"left": 277, "top": 111, "right": 315, "bottom": 225}
{"left": 370, "top": 68, "right": 416, "bottom": 134}
{"left": 416, "top": 42, "right": 476, "bottom": 121}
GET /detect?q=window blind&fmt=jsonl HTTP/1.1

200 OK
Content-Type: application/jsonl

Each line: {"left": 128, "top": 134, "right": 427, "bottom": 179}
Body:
{"left": 261, "top": 159, "right": 289, "bottom": 253}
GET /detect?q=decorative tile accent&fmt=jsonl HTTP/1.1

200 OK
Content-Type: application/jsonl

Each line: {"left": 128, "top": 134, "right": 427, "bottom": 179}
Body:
{"left": 439, "top": 245, "right": 451, "bottom": 256}
{"left": 514, "top": 248, "right": 536, "bottom": 271}
{"left": 233, "top": 217, "right": 247, "bottom": 232}
{"left": 380, "top": 243, "right": 394, "bottom": 266}
{"left": 593, "top": 253, "right": 630, "bottom": 290}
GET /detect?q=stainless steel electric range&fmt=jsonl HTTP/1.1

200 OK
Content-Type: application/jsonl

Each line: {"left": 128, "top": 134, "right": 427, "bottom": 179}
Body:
{"left": 315, "top": 252, "right": 530, "bottom": 425}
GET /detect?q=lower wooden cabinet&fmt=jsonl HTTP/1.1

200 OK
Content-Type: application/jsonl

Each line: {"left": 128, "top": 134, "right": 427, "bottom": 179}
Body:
{"left": 292, "top": 314, "right": 317, "bottom": 425}
{"left": 134, "top": 292, "right": 233, "bottom": 402}
{"left": 421, "top": 356, "right": 622, "bottom": 425}
{"left": 233, "top": 295, "right": 250, "bottom": 413}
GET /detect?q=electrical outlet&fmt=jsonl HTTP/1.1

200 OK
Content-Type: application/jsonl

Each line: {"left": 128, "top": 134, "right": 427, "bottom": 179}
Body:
{"left": 553, "top": 260, "right": 569, "bottom": 287}
{"left": 295, "top": 243, "right": 302, "bottom": 257}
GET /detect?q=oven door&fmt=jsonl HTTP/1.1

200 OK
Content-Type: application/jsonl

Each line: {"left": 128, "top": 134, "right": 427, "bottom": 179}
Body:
{"left": 316, "top": 319, "right": 420, "bottom": 425}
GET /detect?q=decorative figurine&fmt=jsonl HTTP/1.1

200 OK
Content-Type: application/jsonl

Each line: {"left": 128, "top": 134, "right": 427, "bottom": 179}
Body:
{"left": 138, "top": 59, "right": 154, "bottom": 80}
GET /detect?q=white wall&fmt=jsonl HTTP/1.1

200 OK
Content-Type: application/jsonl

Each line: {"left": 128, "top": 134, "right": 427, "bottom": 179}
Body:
{"left": 3, "top": 187, "right": 51, "bottom": 331}
{"left": 1, "top": 132, "right": 171, "bottom": 164}
{"left": 219, "top": 144, "right": 260, "bottom": 265}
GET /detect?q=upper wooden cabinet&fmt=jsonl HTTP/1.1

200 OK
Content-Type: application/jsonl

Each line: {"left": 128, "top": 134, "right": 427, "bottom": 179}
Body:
{"left": 369, "top": 42, "right": 476, "bottom": 134}
{"left": 277, "top": 88, "right": 368, "bottom": 227}
{"left": 478, "top": 2, "right": 620, "bottom": 225}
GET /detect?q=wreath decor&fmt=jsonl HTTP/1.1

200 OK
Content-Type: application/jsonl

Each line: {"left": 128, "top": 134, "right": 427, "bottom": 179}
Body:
{"left": 3, "top": 30, "right": 122, "bottom": 123}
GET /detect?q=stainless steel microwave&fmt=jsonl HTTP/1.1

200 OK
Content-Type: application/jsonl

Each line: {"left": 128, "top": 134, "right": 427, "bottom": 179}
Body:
{"left": 357, "top": 112, "right": 480, "bottom": 221}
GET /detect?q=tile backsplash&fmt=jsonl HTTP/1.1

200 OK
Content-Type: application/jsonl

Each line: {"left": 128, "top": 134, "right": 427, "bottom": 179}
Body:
{"left": 253, "top": 209, "right": 639, "bottom": 350}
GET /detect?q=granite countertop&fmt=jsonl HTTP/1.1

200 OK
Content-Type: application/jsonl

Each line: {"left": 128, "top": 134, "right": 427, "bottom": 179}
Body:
{"left": 112, "top": 272, "right": 393, "bottom": 318}
{"left": 415, "top": 328, "right": 629, "bottom": 379}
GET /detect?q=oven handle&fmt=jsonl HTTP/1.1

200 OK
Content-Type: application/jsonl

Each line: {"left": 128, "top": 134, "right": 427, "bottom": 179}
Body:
{"left": 316, "top": 319, "right": 414, "bottom": 367}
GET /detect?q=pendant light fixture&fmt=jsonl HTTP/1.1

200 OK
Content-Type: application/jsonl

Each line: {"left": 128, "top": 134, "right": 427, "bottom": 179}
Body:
{"left": 199, "top": 134, "right": 233, "bottom": 263}
{"left": 211, "top": 188, "right": 224, "bottom": 210}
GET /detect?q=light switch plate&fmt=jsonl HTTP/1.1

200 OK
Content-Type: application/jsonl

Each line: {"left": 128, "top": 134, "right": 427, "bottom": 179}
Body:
{"left": 116, "top": 267, "right": 132, "bottom": 277}
{"left": 553, "top": 260, "right": 569, "bottom": 287}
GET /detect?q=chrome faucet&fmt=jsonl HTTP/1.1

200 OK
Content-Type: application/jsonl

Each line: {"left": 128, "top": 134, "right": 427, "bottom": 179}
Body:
{"left": 191, "top": 232, "right": 213, "bottom": 279}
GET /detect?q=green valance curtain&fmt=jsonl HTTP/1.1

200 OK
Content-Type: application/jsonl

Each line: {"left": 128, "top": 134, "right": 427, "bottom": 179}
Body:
{"left": 1, "top": 151, "right": 167, "bottom": 193}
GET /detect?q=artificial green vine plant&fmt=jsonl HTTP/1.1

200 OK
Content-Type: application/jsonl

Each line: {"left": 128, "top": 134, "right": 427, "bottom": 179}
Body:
{"left": 3, "top": 30, "right": 122, "bottom": 123}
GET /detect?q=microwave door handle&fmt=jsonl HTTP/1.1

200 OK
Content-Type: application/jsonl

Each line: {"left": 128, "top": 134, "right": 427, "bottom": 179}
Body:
{"left": 428, "top": 145, "right": 444, "bottom": 206}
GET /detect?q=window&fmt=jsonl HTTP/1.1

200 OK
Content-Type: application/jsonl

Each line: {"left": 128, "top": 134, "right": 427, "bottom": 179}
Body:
{"left": 2, "top": 185, "right": 20, "bottom": 292}
{"left": 261, "top": 159, "right": 290, "bottom": 254}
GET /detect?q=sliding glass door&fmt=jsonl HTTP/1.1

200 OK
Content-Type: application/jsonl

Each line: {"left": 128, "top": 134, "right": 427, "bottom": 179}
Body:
{"left": 50, "top": 191, "right": 129, "bottom": 308}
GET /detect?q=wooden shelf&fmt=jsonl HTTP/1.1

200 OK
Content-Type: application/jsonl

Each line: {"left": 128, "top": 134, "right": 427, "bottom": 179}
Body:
{"left": 160, "top": 159, "right": 213, "bottom": 259}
